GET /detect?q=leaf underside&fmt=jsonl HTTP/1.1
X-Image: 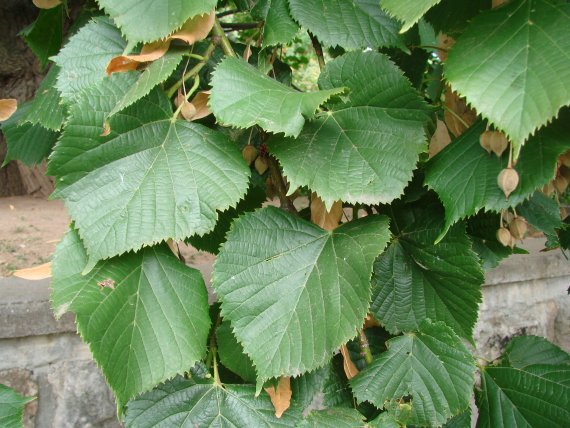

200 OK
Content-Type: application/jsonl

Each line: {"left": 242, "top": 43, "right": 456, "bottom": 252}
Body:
{"left": 209, "top": 56, "right": 343, "bottom": 137}
{"left": 271, "top": 51, "right": 433, "bottom": 208}
{"left": 444, "top": 0, "right": 570, "bottom": 156}
{"left": 288, "top": 0, "right": 406, "bottom": 50}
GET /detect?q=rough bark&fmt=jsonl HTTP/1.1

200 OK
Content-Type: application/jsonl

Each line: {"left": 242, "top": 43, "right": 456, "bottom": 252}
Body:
{"left": 0, "top": 0, "right": 54, "bottom": 198}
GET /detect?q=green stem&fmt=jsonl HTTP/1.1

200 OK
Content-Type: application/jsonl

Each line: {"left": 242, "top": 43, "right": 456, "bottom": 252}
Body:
{"left": 213, "top": 17, "right": 237, "bottom": 57}
{"left": 183, "top": 53, "right": 206, "bottom": 61}
{"left": 166, "top": 43, "right": 215, "bottom": 98}
{"left": 358, "top": 329, "right": 373, "bottom": 365}
{"left": 213, "top": 348, "right": 221, "bottom": 385}
{"left": 171, "top": 75, "right": 200, "bottom": 122}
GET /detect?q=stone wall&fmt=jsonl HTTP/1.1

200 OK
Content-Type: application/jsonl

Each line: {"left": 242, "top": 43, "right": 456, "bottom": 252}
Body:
{"left": 0, "top": 238, "right": 568, "bottom": 426}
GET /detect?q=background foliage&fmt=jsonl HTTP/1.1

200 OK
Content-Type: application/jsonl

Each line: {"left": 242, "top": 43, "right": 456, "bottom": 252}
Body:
{"left": 1, "top": 0, "right": 569, "bottom": 426}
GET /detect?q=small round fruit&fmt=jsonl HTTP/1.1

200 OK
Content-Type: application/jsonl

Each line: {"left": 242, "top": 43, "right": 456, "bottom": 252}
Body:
{"left": 242, "top": 145, "right": 258, "bottom": 166}
{"left": 509, "top": 217, "right": 527, "bottom": 240}
{"left": 255, "top": 156, "right": 269, "bottom": 175}
{"left": 497, "top": 168, "right": 519, "bottom": 199}
{"left": 496, "top": 227, "right": 513, "bottom": 247}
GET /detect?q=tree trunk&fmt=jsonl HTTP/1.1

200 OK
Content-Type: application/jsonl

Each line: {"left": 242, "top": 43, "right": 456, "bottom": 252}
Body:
{"left": 0, "top": 0, "right": 54, "bottom": 198}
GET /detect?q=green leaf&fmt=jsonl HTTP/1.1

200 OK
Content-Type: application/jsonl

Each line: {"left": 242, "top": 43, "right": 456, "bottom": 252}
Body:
{"left": 351, "top": 320, "right": 476, "bottom": 427}
{"left": 212, "top": 206, "right": 391, "bottom": 383}
{"left": 467, "top": 212, "right": 514, "bottom": 270}
{"left": 477, "top": 365, "right": 570, "bottom": 427}
{"left": 258, "top": 0, "right": 299, "bottom": 47}
{"left": 108, "top": 49, "right": 185, "bottom": 118}
{"left": 217, "top": 321, "right": 257, "bottom": 383}
{"left": 382, "top": 0, "right": 443, "bottom": 33}
{"left": 288, "top": 0, "right": 406, "bottom": 50}
{"left": 187, "top": 184, "right": 267, "bottom": 254}
{"left": 49, "top": 74, "right": 250, "bottom": 267}
{"left": 297, "top": 408, "right": 365, "bottom": 427}
{"left": 291, "top": 362, "right": 352, "bottom": 411}
{"left": 20, "top": 5, "right": 63, "bottom": 69}
{"left": 24, "top": 65, "right": 66, "bottom": 131}
{"left": 270, "top": 51, "right": 432, "bottom": 208}
{"left": 444, "top": 408, "right": 471, "bottom": 428}
{"left": 371, "top": 211, "right": 484, "bottom": 339}
{"left": 97, "top": 0, "right": 216, "bottom": 45}
{"left": 1, "top": 103, "right": 58, "bottom": 166}
{"left": 124, "top": 376, "right": 300, "bottom": 427}
{"left": 425, "top": 0, "right": 490, "bottom": 37}
{"left": 53, "top": 17, "right": 126, "bottom": 98}
{"left": 444, "top": 0, "right": 570, "bottom": 156}
{"left": 368, "top": 412, "right": 400, "bottom": 428}
{"left": 209, "top": 56, "right": 343, "bottom": 137}
{"left": 51, "top": 230, "right": 211, "bottom": 405}
{"left": 502, "top": 335, "right": 570, "bottom": 369}
{"left": 517, "top": 192, "right": 562, "bottom": 236}
{"left": 425, "top": 114, "right": 570, "bottom": 240}
{"left": 0, "top": 384, "right": 34, "bottom": 428}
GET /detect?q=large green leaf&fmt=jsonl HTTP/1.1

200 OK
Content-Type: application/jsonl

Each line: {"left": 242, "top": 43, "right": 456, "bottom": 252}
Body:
{"left": 108, "top": 49, "right": 185, "bottom": 118}
{"left": 53, "top": 17, "right": 126, "bottom": 98}
{"left": 297, "top": 408, "right": 365, "bottom": 427}
{"left": 256, "top": 0, "right": 299, "bottom": 47}
{"left": 1, "top": 102, "right": 58, "bottom": 166}
{"left": 371, "top": 210, "right": 483, "bottom": 340}
{"left": 270, "top": 51, "right": 432, "bottom": 208}
{"left": 216, "top": 320, "right": 257, "bottom": 383}
{"left": 212, "top": 207, "right": 391, "bottom": 383}
{"left": 351, "top": 320, "right": 476, "bottom": 427}
{"left": 24, "top": 65, "right": 66, "bottom": 131}
{"left": 20, "top": 5, "right": 63, "bottom": 69}
{"left": 467, "top": 212, "right": 515, "bottom": 271}
{"left": 97, "top": 0, "right": 217, "bottom": 44}
{"left": 477, "top": 365, "right": 570, "bottom": 427}
{"left": 382, "top": 0, "right": 443, "bottom": 33}
{"left": 502, "top": 336, "right": 570, "bottom": 369}
{"left": 49, "top": 74, "right": 250, "bottom": 268}
{"left": 0, "top": 384, "right": 34, "bottom": 428}
{"left": 209, "top": 56, "right": 343, "bottom": 137}
{"left": 288, "top": 0, "right": 405, "bottom": 50}
{"left": 425, "top": 115, "right": 570, "bottom": 240}
{"left": 444, "top": 0, "right": 570, "bottom": 156}
{"left": 124, "top": 376, "right": 300, "bottom": 427}
{"left": 51, "top": 230, "right": 211, "bottom": 406}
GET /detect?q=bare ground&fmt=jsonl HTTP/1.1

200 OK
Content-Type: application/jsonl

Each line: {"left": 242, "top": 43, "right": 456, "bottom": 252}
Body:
{"left": 0, "top": 196, "right": 215, "bottom": 278}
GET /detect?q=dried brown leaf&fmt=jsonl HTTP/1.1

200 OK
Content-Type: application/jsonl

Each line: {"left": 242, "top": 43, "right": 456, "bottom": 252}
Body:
{"left": 444, "top": 87, "right": 477, "bottom": 137}
{"left": 363, "top": 314, "right": 380, "bottom": 329}
{"left": 170, "top": 11, "right": 215, "bottom": 44}
{"left": 340, "top": 344, "right": 359, "bottom": 379}
{"left": 310, "top": 193, "right": 343, "bottom": 231}
{"left": 33, "top": 0, "right": 61, "bottom": 9}
{"left": 429, "top": 119, "right": 452, "bottom": 158}
{"left": 264, "top": 376, "right": 292, "bottom": 418}
{"left": 106, "top": 40, "right": 171, "bottom": 75}
{"left": 13, "top": 262, "right": 52, "bottom": 280}
{"left": 0, "top": 99, "right": 17, "bottom": 121}
{"left": 437, "top": 34, "right": 455, "bottom": 62}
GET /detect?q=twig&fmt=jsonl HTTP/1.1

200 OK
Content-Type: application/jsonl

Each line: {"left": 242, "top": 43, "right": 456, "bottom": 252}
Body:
{"left": 212, "top": 17, "right": 237, "bottom": 57}
{"left": 308, "top": 32, "right": 325, "bottom": 70}
{"left": 358, "top": 329, "right": 373, "bottom": 365}
{"left": 220, "top": 22, "right": 262, "bottom": 30}
{"left": 166, "top": 43, "right": 216, "bottom": 98}
{"left": 216, "top": 8, "right": 239, "bottom": 18}
{"left": 268, "top": 156, "right": 298, "bottom": 215}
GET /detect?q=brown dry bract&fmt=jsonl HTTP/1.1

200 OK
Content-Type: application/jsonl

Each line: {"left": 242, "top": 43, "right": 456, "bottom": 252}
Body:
{"left": 106, "top": 12, "right": 215, "bottom": 75}
{"left": 0, "top": 99, "right": 17, "bottom": 121}
{"left": 32, "top": 0, "right": 61, "bottom": 9}
{"left": 429, "top": 119, "right": 452, "bottom": 158}
{"left": 264, "top": 376, "right": 292, "bottom": 418}
{"left": 13, "top": 262, "right": 52, "bottom": 280}
{"left": 310, "top": 193, "right": 342, "bottom": 231}
{"left": 340, "top": 344, "right": 359, "bottom": 379}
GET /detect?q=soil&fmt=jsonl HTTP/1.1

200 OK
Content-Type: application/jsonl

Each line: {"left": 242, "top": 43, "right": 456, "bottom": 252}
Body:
{"left": 0, "top": 196, "right": 215, "bottom": 278}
